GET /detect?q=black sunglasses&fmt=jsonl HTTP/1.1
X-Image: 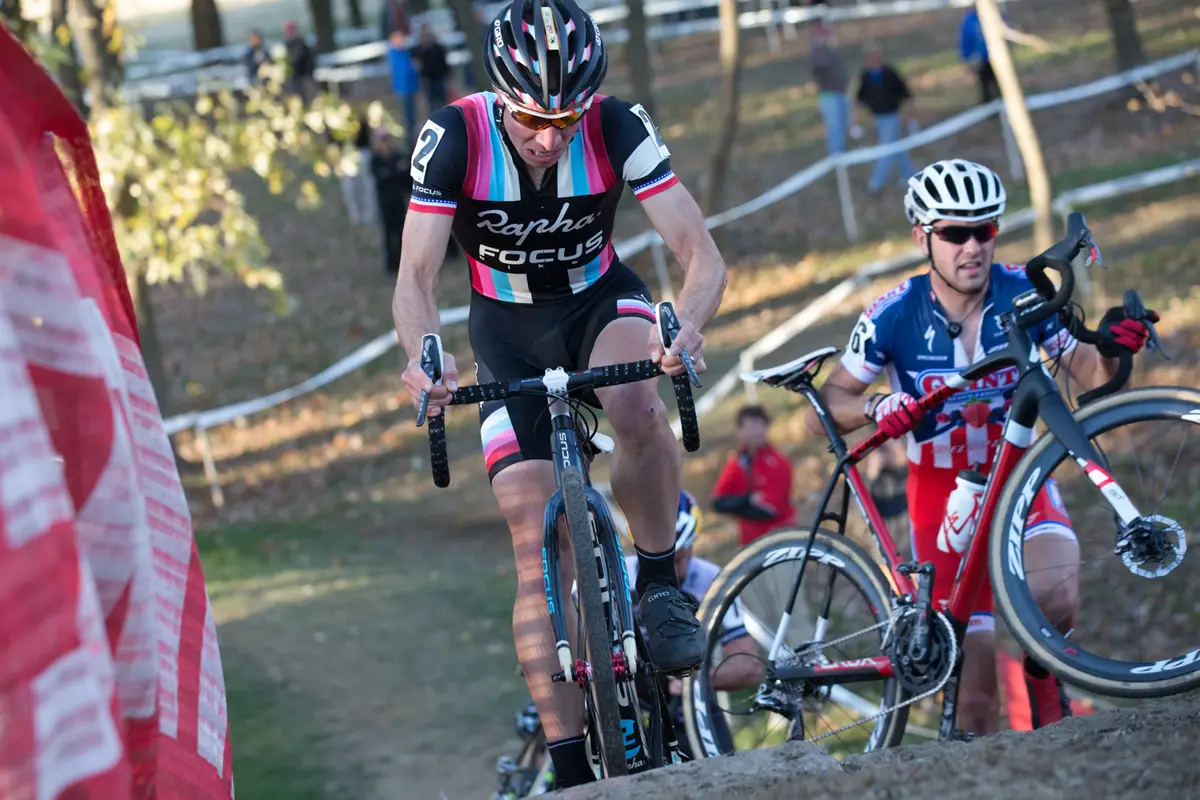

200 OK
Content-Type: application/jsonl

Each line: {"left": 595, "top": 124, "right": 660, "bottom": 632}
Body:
{"left": 928, "top": 222, "right": 999, "bottom": 245}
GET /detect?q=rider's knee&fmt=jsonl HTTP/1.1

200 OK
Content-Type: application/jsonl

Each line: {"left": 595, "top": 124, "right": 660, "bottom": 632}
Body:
{"left": 600, "top": 384, "right": 670, "bottom": 439}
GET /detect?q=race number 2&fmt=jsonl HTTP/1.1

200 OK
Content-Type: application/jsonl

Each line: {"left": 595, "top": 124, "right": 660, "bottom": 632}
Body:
{"left": 411, "top": 120, "right": 446, "bottom": 184}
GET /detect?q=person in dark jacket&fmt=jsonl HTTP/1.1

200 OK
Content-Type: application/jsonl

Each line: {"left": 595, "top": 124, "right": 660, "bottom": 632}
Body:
{"left": 852, "top": 44, "right": 916, "bottom": 194}
{"left": 370, "top": 128, "right": 413, "bottom": 275}
{"left": 809, "top": 17, "right": 849, "bottom": 155}
{"left": 959, "top": 8, "right": 1002, "bottom": 105}
{"left": 411, "top": 25, "right": 450, "bottom": 116}
{"left": 244, "top": 29, "right": 271, "bottom": 85}
{"left": 283, "top": 20, "right": 317, "bottom": 104}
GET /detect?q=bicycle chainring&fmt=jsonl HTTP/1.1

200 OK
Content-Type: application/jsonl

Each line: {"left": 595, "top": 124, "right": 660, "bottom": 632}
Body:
{"left": 884, "top": 607, "right": 956, "bottom": 695}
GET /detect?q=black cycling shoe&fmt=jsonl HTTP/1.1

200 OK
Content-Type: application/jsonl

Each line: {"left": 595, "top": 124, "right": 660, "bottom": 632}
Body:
{"left": 639, "top": 581, "right": 705, "bottom": 674}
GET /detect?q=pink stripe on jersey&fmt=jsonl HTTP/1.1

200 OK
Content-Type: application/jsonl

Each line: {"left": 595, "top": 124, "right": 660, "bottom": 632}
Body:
{"left": 468, "top": 254, "right": 498, "bottom": 298}
{"left": 409, "top": 196, "right": 457, "bottom": 215}
{"left": 582, "top": 100, "right": 618, "bottom": 191}
{"left": 458, "top": 94, "right": 492, "bottom": 200}
{"left": 598, "top": 243, "right": 615, "bottom": 278}
{"left": 617, "top": 297, "right": 656, "bottom": 321}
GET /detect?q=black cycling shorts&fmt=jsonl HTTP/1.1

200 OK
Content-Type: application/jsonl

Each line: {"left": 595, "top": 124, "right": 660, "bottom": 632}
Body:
{"left": 470, "top": 263, "right": 655, "bottom": 482}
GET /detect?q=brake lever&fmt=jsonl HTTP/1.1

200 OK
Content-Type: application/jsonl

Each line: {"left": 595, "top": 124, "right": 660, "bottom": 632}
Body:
{"left": 416, "top": 333, "right": 445, "bottom": 427}
{"left": 1123, "top": 289, "right": 1171, "bottom": 361}
{"left": 656, "top": 302, "right": 702, "bottom": 388}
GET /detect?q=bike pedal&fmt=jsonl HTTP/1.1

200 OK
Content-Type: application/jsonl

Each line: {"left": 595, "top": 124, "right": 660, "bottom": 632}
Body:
{"left": 948, "top": 729, "right": 976, "bottom": 743}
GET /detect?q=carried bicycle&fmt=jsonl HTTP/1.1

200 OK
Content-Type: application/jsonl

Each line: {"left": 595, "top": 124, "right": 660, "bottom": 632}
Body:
{"left": 417, "top": 301, "right": 702, "bottom": 780}
{"left": 683, "top": 212, "right": 1195, "bottom": 757}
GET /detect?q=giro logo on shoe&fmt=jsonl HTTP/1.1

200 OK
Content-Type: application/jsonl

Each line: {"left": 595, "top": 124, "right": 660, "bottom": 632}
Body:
{"left": 646, "top": 590, "right": 671, "bottom": 603}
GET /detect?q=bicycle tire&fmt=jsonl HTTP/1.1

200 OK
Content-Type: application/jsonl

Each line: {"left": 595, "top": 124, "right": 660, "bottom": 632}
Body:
{"left": 561, "top": 466, "right": 629, "bottom": 777}
{"left": 683, "top": 527, "right": 910, "bottom": 758}
{"left": 990, "top": 385, "right": 1200, "bottom": 698}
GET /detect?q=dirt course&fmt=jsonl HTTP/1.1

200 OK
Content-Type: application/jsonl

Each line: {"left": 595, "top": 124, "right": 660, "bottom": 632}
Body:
{"left": 561, "top": 693, "right": 1200, "bottom": 800}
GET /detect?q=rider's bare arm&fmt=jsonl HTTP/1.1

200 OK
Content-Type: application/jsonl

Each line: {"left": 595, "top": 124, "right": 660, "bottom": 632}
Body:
{"left": 392, "top": 211, "right": 455, "bottom": 361}
{"left": 804, "top": 364, "right": 876, "bottom": 437}
{"left": 639, "top": 182, "right": 727, "bottom": 329}
{"left": 1062, "top": 341, "right": 1128, "bottom": 392}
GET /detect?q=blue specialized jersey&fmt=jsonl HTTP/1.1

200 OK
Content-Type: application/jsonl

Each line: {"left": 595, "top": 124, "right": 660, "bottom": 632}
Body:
{"left": 840, "top": 263, "right": 1077, "bottom": 471}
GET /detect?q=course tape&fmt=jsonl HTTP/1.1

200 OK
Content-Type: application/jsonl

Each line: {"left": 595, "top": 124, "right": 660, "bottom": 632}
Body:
{"left": 161, "top": 51, "right": 1198, "bottom": 437}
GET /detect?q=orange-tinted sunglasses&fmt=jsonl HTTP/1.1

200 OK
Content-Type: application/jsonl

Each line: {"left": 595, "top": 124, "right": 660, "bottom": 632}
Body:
{"left": 503, "top": 97, "right": 591, "bottom": 130}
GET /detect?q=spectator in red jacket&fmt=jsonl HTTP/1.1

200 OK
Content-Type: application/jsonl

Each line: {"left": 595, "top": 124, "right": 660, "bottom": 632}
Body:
{"left": 711, "top": 405, "right": 796, "bottom": 546}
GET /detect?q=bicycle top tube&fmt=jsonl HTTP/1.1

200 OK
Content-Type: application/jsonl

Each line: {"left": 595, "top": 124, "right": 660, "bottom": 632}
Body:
{"left": 441, "top": 360, "right": 666, "bottom": 408}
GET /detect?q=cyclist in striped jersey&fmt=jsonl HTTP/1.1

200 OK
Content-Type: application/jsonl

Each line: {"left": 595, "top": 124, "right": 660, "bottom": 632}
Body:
{"left": 393, "top": 0, "right": 727, "bottom": 787}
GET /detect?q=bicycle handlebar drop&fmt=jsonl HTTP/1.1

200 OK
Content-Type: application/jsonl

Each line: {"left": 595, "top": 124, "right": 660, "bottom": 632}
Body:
{"left": 414, "top": 301, "right": 702, "bottom": 488}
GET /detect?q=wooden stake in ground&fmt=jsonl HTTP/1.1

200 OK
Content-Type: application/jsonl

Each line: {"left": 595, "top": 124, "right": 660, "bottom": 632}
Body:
{"left": 975, "top": 0, "right": 1054, "bottom": 250}
{"left": 704, "top": 0, "right": 743, "bottom": 218}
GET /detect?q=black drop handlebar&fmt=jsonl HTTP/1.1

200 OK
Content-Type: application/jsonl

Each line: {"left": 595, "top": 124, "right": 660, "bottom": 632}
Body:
{"left": 1019, "top": 211, "right": 1166, "bottom": 406}
{"left": 414, "top": 301, "right": 703, "bottom": 488}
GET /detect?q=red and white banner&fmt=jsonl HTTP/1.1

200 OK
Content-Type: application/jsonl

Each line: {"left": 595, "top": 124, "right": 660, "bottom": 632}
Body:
{"left": 0, "top": 26, "right": 232, "bottom": 799}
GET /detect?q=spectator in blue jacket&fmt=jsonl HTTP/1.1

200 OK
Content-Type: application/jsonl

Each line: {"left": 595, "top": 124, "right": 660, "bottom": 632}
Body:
{"left": 959, "top": 8, "right": 1000, "bottom": 104}
{"left": 387, "top": 29, "right": 420, "bottom": 145}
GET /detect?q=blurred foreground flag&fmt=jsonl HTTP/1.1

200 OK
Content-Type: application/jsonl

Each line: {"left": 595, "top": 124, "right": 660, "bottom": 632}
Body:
{"left": 0, "top": 26, "right": 233, "bottom": 800}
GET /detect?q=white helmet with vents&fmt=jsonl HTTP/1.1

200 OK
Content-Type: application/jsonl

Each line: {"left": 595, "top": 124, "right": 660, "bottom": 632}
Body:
{"left": 904, "top": 159, "right": 1007, "bottom": 225}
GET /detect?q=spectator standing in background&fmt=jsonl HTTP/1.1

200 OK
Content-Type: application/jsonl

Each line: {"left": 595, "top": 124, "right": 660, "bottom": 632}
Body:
{"left": 809, "top": 16, "right": 850, "bottom": 156}
{"left": 711, "top": 405, "right": 796, "bottom": 547}
{"left": 338, "top": 111, "right": 377, "bottom": 227}
{"left": 411, "top": 24, "right": 451, "bottom": 117}
{"left": 283, "top": 20, "right": 317, "bottom": 104}
{"left": 381, "top": 0, "right": 412, "bottom": 38}
{"left": 387, "top": 29, "right": 420, "bottom": 144}
{"left": 244, "top": 29, "right": 270, "bottom": 85}
{"left": 959, "top": 8, "right": 1001, "bottom": 104}
{"left": 852, "top": 43, "right": 915, "bottom": 194}
{"left": 370, "top": 128, "right": 412, "bottom": 275}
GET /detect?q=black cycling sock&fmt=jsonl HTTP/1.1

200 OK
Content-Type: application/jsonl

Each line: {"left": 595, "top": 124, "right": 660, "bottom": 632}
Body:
{"left": 547, "top": 735, "right": 595, "bottom": 788}
{"left": 635, "top": 545, "right": 678, "bottom": 594}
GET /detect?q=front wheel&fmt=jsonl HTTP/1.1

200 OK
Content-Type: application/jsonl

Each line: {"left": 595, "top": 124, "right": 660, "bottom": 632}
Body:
{"left": 561, "top": 467, "right": 628, "bottom": 777}
{"left": 990, "top": 386, "right": 1200, "bottom": 698}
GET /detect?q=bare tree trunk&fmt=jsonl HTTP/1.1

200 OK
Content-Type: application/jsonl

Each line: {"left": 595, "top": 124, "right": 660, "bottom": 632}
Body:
{"left": 1101, "top": 0, "right": 1145, "bottom": 72}
{"left": 308, "top": 0, "right": 336, "bottom": 53}
{"left": 447, "top": 0, "right": 484, "bottom": 82}
{"left": 68, "top": 0, "right": 122, "bottom": 117}
{"left": 976, "top": 0, "right": 1053, "bottom": 251}
{"left": 705, "top": 0, "right": 742, "bottom": 217}
{"left": 346, "top": 0, "right": 364, "bottom": 29}
{"left": 190, "top": 0, "right": 224, "bottom": 51}
{"left": 624, "top": 0, "right": 657, "bottom": 117}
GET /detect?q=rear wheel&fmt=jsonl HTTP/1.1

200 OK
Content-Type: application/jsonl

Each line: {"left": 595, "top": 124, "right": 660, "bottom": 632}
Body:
{"left": 683, "top": 528, "right": 911, "bottom": 758}
{"left": 562, "top": 467, "right": 628, "bottom": 777}
{"left": 991, "top": 386, "right": 1200, "bottom": 698}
